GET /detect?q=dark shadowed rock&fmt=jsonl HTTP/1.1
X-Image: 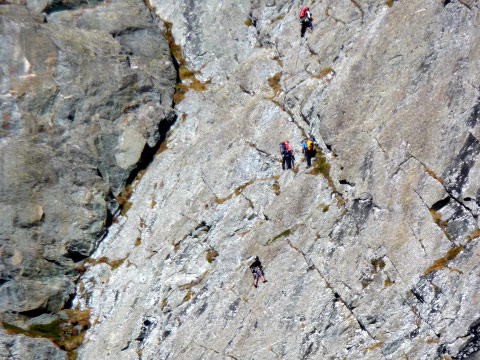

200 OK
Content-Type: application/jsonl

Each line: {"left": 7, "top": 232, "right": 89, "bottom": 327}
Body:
{"left": 0, "top": 0, "right": 175, "bottom": 327}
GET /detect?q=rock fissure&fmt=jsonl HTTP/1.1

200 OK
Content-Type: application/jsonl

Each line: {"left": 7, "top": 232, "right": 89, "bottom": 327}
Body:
{"left": 285, "top": 238, "right": 381, "bottom": 349}
{"left": 350, "top": 0, "right": 365, "bottom": 23}
{"left": 410, "top": 153, "right": 477, "bottom": 220}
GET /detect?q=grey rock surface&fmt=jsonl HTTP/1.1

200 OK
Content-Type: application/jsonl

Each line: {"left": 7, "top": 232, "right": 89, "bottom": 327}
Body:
{"left": 0, "top": 0, "right": 175, "bottom": 326}
{"left": 2, "top": 0, "right": 480, "bottom": 358}
{"left": 74, "top": 0, "right": 480, "bottom": 359}
{"left": 72, "top": 0, "right": 480, "bottom": 359}
{"left": 0, "top": 326, "right": 66, "bottom": 360}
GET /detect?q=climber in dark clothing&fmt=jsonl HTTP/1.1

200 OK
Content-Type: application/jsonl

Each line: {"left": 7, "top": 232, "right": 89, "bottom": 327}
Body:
{"left": 280, "top": 140, "right": 295, "bottom": 170}
{"left": 300, "top": 7, "right": 313, "bottom": 38}
{"left": 249, "top": 256, "right": 266, "bottom": 288}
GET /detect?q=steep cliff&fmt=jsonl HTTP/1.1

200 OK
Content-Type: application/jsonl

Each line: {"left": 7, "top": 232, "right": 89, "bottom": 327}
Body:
{"left": 0, "top": 0, "right": 175, "bottom": 354}
{"left": 3, "top": 0, "right": 480, "bottom": 359}
{"left": 71, "top": 0, "right": 480, "bottom": 359}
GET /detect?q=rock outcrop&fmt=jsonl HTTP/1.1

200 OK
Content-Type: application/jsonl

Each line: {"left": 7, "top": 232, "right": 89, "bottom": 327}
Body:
{"left": 3, "top": 0, "right": 480, "bottom": 359}
{"left": 0, "top": 0, "right": 175, "bottom": 337}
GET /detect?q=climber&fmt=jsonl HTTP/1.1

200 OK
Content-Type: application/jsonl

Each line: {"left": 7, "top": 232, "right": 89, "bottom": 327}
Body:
{"left": 301, "top": 139, "right": 316, "bottom": 168}
{"left": 300, "top": 7, "right": 313, "bottom": 38}
{"left": 249, "top": 256, "right": 266, "bottom": 288}
{"left": 280, "top": 140, "right": 295, "bottom": 170}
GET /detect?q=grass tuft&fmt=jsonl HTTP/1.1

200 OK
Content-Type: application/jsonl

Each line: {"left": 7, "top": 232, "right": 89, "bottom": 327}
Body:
{"left": 267, "top": 72, "right": 282, "bottom": 98}
{"left": 309, "top": 148, "right": 330, "bottom": 177}
{"left": 2, "top": 309, "right": 90, "bottom": 357}
{"left": 206, "top": 249, "right": 219, "bottom": 263}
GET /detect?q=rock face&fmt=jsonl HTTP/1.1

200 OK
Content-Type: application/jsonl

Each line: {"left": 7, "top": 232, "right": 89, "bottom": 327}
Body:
{"left": 0, "top": 0, "right": 175, "bottom": 329}
{"left": 0, "top": 326, "right": 66, "bottom": 360}
{"left": 73, "top": 0, "right": 480, "bottom": 359}
{"left": 3, "top": 0, "right": 480, "bottom": 359}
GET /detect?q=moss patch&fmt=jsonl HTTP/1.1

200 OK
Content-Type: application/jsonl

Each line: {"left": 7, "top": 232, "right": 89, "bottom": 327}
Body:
{"left": 266, "top": 229, "right": 292, "bottom": 245}
{"left": 309, "top": 148, "right": 331, "bottom": 177}
{"left": 244, "top": 18, "right": 253, "bottom": 26}
{"left": 423, "top": 245, "right": 463, "bottom": 275}
{"left": 182, "top": 290, "right": 195, "bottom": 303}
{"left": 371, "top": 258, "right": 386, "bottom": 271}
{"left": 267, "top": 72, "right": 282, "bottom": 98}
{"left": 383, "top": 276, "right": 393, "bottom": 287}
{"left": 206, "top": 249, "right": 219, "bottom": 263}
{"left": 84, "top": 254, "right": 129, "bottom": 271}
{"left": 272, "top": 182, "right": 281, "bottom": 195}
{"left": 215, "top": 177, "right": 276, "bottom": 204}
{"left": 425, "top": 167, "right": 443, "bottom": 183}
{"left": 309, "top": 66, "right": 334, "bottom": 80}
{"left": 163, "top": 20, "right": 210, "bottom": 104}
{"left": 163, "top": 20, "right": 184, "bottom": 63}
{"left": 2, "top": 309, "right": 90, "bottom": 358}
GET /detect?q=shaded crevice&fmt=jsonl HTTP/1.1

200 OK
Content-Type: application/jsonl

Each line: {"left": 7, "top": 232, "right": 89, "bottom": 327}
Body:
{"left": 410, "top": 287, "right": 425, "bottom": 303}
{"left": 246, "top": 141, "right": 275, "bottom": 160}
{"left": 136, "top": 318, "right": 156, "bottom": 342}
{"left": 193, "top": 341, "right": 221, "bottom": 355}
{"left": 239, "top": 84, "right": 255, "bottom": 96}
{"left": 339, "top": 179, "right": 354, "bottom": 186}
{"left": 44, "top": 0, "right": 104, "bottom": 15}
{"left": 431, "top": 197, "right": 451, "bottom": 211}
{"left": 350, "top": 0, "right": 365, "bottom": 23}
{"left": 452, "top": 318, "right": 480, "bottom": 359}
{"left": 409, "top": 153, "right": 476, "bottom": 219}
{"left": 374, "top": 136, "right": 387, "bottom": 154}
{"left": 467, "top": 96, "right": 480, "bottom": 127}
{"left": 18, "top": 308, "right": 49, "bottom": 318}
{"left": 214, "top": 176, "right": 279, "bottom": 205}
{"left": 66, "top": 249, "right": 89, "bottom": 263}
{"left": 407, "top": 221, "right": 427, "bottom": 255}
{"left": 391, "top": 155, "right": 414, "bottom": 178}
{"left": 111, "top": 27, "right": 141, "bottom": 39}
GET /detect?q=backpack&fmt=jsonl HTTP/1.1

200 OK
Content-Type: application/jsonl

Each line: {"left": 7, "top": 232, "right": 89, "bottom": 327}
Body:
{"left": 307, "top": 140, "right": 313, "bottom": 151}
{"left": 300, "top": 7, "right": 309, "bottom": 18}
{"left": 280, "top": 142, "right": 288, "bottom": 155}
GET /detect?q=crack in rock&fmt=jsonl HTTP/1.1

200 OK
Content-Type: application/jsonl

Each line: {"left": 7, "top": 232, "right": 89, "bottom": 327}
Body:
{"left": 285, "top": 238, "right": 383, "bottom": 354}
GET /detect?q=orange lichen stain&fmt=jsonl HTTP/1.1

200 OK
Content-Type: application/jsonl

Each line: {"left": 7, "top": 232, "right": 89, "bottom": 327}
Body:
{"left": 423, "top": 246, "right": 463, "bottom": 275}
{"left": 447, "top": 266, "right": 463, "bottom": 274}
{"left": 466, "top": 228, "right": 480, "bottom": 242}
{"left": 429, "top": 209, "right": 451, "bottom": 239}
{"left": 361, "top": 342, "right": 382, "bottom": 351}
{"left": 425, "top": 167, "right": 443, "bottom": 183}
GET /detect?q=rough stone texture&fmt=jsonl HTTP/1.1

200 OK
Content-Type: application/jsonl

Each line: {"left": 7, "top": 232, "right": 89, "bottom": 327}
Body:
{"left": 0, "top": 326, "right": 66, "bottom": 360}
{"left": 1, "top": 0, "right": 479, "bottom": 358}
{"left": 0, "top": 0, "right": 175, "bottom": 329}
{"left": 74, "top": 0, "right": 480, "bottom": 359}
